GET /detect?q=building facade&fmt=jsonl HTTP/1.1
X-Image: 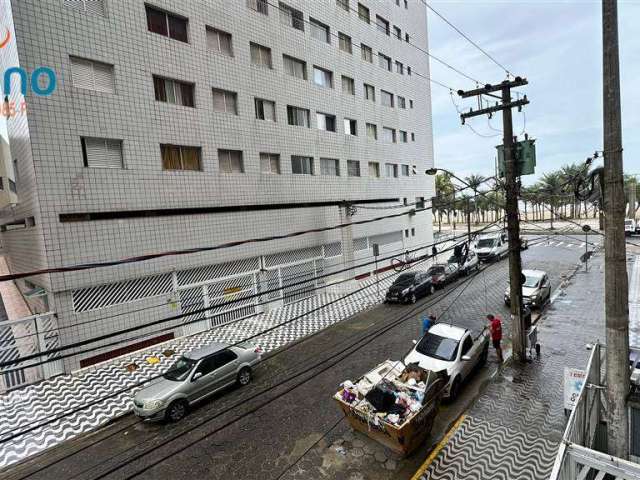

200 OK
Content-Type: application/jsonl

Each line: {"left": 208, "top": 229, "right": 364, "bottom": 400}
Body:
{"left": 0, "top": 0, "right": 435, "bottom": 377}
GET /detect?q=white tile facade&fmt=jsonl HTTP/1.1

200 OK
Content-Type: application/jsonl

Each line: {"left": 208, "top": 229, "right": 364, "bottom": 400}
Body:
{"left": 0, "top": 0, "right": 435, "bottom": 371}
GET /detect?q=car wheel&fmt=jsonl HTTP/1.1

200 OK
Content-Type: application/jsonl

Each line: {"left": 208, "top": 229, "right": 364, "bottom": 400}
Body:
{"left": 165, "top": 399, "right": 188, "bottom": 422}
{"left": 237, "top": 367, "right": 252, "bottom": 386}
{"left": 409, "top": 293, "right": 417, "bottom": 304}
{"left": 449, "top": 376, "right": 462, "bottom": 400}
{"left": 428, "top": 285, "right": 435, "bottom": 295}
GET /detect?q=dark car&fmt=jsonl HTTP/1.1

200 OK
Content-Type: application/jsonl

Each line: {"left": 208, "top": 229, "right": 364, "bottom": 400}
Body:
{"left": 385, "top": 272, "right": 435, "bottom": 304}
{"left": 428, "top": 263, "right": 459, "bottom": 288}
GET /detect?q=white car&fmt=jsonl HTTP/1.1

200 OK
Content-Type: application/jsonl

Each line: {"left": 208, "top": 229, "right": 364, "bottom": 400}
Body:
{"left": 475, "top": 232, "right": 508, "bottom": 263}
{"left": 625, "top": 219, "right": 636, "bottom": 236}
{"left": 448, "top": 250, "right": 480, "bottom": 276}
{"left": 504, "top": 269, "right": 551, "bottom": 309}
{"left": 404, "top": 323, "right": 489, "bottom": 399}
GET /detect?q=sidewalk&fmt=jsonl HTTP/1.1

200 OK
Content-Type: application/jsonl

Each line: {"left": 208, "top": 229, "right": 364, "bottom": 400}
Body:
{"left": 415, "top": 253, "right": 611, "bottom": 479}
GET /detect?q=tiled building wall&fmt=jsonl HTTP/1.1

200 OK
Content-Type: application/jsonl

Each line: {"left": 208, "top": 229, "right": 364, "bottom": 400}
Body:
{"left": 1, "top": 0, "right": 435, "bottom": 370}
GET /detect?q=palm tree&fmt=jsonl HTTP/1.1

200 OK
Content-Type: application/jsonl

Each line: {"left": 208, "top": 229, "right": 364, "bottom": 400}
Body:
{"left": 538, "top": 172, "right": 564, "bottom": 229}
{"left": 434, "top": 173, "right": 454, "bottom": 231}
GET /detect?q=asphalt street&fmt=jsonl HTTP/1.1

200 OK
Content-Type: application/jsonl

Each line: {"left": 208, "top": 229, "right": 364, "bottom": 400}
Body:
{"left": 3, "top": 234, "right": 595, "bottom": 480}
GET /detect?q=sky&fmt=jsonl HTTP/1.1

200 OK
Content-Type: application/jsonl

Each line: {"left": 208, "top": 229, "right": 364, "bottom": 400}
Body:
{"left": 427, "top": 0, "right": 640, "bottom": 185}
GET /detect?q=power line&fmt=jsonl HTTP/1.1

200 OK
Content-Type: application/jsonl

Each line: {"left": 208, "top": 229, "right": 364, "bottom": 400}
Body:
{"left": 419, "top": 0, "right": 512, "bottom": 77}
{"left": 1, "top": 225, "right": 501, "bottom": 370}
{"left": 71, "top": 257, "right": 503, "bottom": 480}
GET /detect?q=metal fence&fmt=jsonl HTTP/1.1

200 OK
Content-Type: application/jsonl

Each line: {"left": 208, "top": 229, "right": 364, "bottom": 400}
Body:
{"left": 0, "top": 312, "right": 63, "bottom": 393}
{"left": 549, "top": 342, "right": 640, "bottom": 479}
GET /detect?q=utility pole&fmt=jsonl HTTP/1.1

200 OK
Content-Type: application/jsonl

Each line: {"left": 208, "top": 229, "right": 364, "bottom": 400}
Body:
{"left": 458, "top": 78, "right": 529, "bottom": 362}
{"left": 602, "top": 0, "right": 629, "bottom": 459}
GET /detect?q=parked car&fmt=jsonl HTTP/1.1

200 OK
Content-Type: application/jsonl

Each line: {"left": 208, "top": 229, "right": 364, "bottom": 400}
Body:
{"left": 504, "top": 269, "right": 551, "bottom": 309}
{"left": 427, "top": 263, "right": 460, "bottom": 288}
{"left": 404, "top": 323, "right": 489, "bottom": 399}
{"left": 520, "top": 237, "right": 529, "bottom": 250}
{"left": 385, "top": 271, "right": 435, "bottom": 304}
{"left": 630, "top": 347, "right": 640, "bottom": 393}
{"left": 475, "top": 232, "right": 508, "bottom": 262}
{"left": 625, "top": 219, "right": 636, "bottom": 236}
{"left": 447, "top": 250, "right": 480, "bottom": 276}
{"left": 133, "top": 341, "right": 262, "bottom": 422}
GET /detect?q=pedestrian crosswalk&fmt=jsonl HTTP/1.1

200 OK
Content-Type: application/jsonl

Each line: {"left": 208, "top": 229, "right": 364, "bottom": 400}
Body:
{"left": 528, "top": 240, "right": 589, "bottom": 250}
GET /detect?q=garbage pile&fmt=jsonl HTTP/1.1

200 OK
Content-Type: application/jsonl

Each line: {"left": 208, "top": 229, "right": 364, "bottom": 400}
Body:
{"left": 337, "top": 360, "right": 434, "bottom": 427}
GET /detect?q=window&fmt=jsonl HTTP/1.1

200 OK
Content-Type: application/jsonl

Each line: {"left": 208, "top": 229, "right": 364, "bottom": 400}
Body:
{"left": 291, "top": 155, "right": 314, "bottom": 174}
{"left": 410, "top": 99, "right": 414, "bottom": 108}
{"left": 411, "top": 132, "right": 416, "bottom": 141}
{"left": 405, "top": 229, "right": 409, "bottom": 238}
{"left": 320, "top": 158, "right": 340, "bottom": 176}
{"left": 279, "top": 2, "right": 304, "bottom": 31}
{"left": 287, "top": 105, "right": 310, "bottom": 127}
{"left": 400, "top": 130, "right": 408, "bottom": 143}
{"left": 339, "top": 32, "right": 352, "bottom": 54}
{"left": 358, "top": 3, "right": 370, "bottom": 23}
{"left": 396, "top": 61, "right": 404, "bottom": 75}
{"left": 376, "top": 15, "right": 389, "bottom": 35}
{"left": 81, "top": 137, "right": 123, "bottom": 168}
{"left": 70, "top": 56, "right": 115, "bottom": 93}
{"left": 385, "top": 163, "right": 398, "bottom": 178}
{"left": 364, "top": 83, "right": 375, "bottom": 101}
{"left": 382, "top": 127, "right": 396, "bottom": 143}
{"left": 313, "top": 66, "right": 333, "bottom": 88}
{"left": 405, "top": 32, "right": 410, "bottom": 42}
{"left": 461, "top": 336, "right": 474, "bottom": 357}
{"left": 342, "top": 75, "right": 355, "bottom": 95}
{"left": 337, "top": 0, "right": 349, "bottom": 11}
{"left": 260, "top": 153, "right": 281, "bottom": 174}
{"left": 146, "top": 5, "right": 188, "bottom": 42}
{"left": 218, "top": 149, "right": 244, "bottom": 173}
{"left": 366, "top": 123, "right": 377, "bottom": 140}
{"left": 212, "top": 88, "right": 237, "bottom": 114}
{"left": 283, "top": 55, "right": 307, "bottom": 79}
{"left": 250, "top": 42, "right": 272, "bottom": 68}
{"left": 344, "top": 118, "right": 357, "bottom": 136}
{"left": 401, "top": 164, "right": 410, "bottom": 176}
{"left": 153, "top": 76, "right": 195, "bottom": 107}
{"left": 206, "top": 27, "right": 233, "bottom": 56}
{"left": 310, "top": 18, "right": 330, "bottom": 43}
{"left": 381, "top": 90, "right": 394, "bottom": 107}
{"left": 255, "top": 98, "right": 276, "bottom": 121}
{"left": 247, "top": 0, "right": 269, "bottom": 15}
{"left": 347, "top": 160, "right": 360, "bottom": 177}
{"left": 361, "top": 44, "right": 373, "bottom": 63}
{"left": 316, "top": 112, "right": 336, "bottom": 132}
{"left": 161, "top": 144, "right": 201, "bottom": 171}
{"left": 368, "top": 162, "right": 380, "bottom": 178}
{"left": 393, "top": 26, "right": 401, "bottom": 39}
{"left": 378, "top": 53, "right": 392, "bottom": 71}
{"left": 404, "top": 0, "right": 408, "bottom": 8}
{"left": 407, "top": 66, "right": 412, "bottom": 75}
{"left": 398, "top": 96, "right": 406, "bottom": 109}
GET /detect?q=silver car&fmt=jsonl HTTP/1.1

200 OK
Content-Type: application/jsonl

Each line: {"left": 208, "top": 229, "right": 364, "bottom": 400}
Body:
{"left": 133, "top": 341, "right": 262, "bottom": 422}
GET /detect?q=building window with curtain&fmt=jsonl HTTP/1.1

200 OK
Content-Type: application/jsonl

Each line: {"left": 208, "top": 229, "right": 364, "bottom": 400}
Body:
{"left": 161, "top": 144, "right": 202, "bottom": 171}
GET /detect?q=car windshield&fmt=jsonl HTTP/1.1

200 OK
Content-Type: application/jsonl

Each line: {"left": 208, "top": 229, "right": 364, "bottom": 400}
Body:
{"left": 427, "top": 266, "right": 445, "bottom": 275}
{"left": 626, "top": 220, "right": 633, "bottom": 226}
{"left": 415, "top": 332, "right": 460, "bottom": 361}
{"left": 523, "top": 275, "right": 541, "bottom": 288}
{"left": 477, "top": 238, "right": 496, "bottom": 248}
{"left": 393, "top": 273, "right": 416, "bottom": 285}
{"left": 163, "top": 356, "right": 197, "bottom": 381}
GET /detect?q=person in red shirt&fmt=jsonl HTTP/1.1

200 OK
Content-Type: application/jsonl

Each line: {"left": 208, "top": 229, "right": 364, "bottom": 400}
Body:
{"left": 487, "top": 314, "right": 503, "bottom": 363}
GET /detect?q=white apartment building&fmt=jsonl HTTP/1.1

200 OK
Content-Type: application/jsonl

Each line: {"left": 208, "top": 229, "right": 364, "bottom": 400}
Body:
{"left": 0, "top": 0, "right": 435, "bottom": 378}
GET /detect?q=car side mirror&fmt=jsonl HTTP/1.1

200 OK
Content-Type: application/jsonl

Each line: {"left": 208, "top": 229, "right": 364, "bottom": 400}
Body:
{"left": 461, "top": 355, "right": 472, "bottom": 361}
{"left": 192, "top": 372, "right": 203, "bottom": 382}
{"left": 412, "top": 339, "right": 418, "bottom": 345}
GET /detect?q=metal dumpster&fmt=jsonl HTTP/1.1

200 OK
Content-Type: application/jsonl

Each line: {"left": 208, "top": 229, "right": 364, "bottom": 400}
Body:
{"left": 334, "top": 360, "right": 448, "bottom": 456}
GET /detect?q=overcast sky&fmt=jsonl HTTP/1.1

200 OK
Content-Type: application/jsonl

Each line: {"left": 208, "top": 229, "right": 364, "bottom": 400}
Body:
{"left": 427, "top": 0, "right": 640, "bottom": 185}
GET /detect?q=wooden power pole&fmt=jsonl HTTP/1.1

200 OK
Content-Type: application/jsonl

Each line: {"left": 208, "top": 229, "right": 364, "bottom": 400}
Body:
{"left": 459, "top": 78, "right": 529, "bottom": 362}
{"left": 603, "top": 0, "right": 629, "bottom": 459}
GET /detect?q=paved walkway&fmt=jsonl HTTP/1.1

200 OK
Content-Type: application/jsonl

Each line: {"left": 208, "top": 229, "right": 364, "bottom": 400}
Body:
{"left": 417, "top": 252, "right": 613, "bottom": 480}
{"left": 0, "top": 255, "right": 443, "bottom": 469}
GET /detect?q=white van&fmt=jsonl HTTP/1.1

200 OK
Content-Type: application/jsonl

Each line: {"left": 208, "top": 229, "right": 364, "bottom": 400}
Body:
{"left": 625, "top": 219, "right": 636, "bottom": 236}
{"left": 475, "top": 231, "right": 508, "bottom": 263}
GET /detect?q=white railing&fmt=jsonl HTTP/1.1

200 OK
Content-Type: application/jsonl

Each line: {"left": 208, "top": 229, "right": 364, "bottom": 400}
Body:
{"left": 549, "top": 342, "right": 640, "bottom": 479}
